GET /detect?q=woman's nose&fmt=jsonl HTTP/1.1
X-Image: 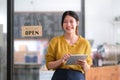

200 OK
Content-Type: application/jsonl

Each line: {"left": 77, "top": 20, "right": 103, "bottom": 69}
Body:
{"left": 66, "top": 22, "right": 71, "bottom": 26}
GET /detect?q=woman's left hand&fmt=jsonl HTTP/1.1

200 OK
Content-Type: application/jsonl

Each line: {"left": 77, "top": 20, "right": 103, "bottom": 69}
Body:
{"left": 76, "top": 59, "right": 87, "bottom": 68}
{"left": 76, "top": 59, "right": 90, "bottom": 72}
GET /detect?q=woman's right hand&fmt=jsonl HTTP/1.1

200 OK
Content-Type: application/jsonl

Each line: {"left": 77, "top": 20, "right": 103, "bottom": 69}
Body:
{"left": 47, "top": 54, "right": 71, "bottom": 69}
{"left": 61, "top": 54, "right": 71, "bottom": 62}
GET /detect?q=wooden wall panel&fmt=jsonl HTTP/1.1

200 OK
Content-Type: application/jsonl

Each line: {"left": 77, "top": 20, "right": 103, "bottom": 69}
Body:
{"left": 86, "top": 65, "right": 120, "bottom": 80}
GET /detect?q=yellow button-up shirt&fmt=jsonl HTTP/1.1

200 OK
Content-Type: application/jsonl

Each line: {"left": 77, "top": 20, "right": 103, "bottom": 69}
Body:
{"left": 45, "top": 35, "right": 92, "bottom": 73}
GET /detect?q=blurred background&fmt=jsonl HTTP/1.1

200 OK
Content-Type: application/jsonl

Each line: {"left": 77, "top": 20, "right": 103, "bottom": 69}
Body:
{"left": 0, "top": 0, "right": 120, "bottom": 80}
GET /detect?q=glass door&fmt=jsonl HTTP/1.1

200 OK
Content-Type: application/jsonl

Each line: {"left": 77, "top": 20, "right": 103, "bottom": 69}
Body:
{"left": 13, "top": 0, "right": 81, "bottom": 80}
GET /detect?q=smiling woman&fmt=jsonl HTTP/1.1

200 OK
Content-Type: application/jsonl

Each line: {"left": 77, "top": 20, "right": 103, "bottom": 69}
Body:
{"left": 45, "top": 11, "right": 92, "bottom": 80}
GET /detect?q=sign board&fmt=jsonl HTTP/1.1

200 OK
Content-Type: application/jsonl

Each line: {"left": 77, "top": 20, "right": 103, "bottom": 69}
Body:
{"left": 21, "top": 26, "right": 42, "bottom": 37}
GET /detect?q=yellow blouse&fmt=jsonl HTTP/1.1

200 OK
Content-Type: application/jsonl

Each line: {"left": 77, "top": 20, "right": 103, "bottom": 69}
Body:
{"left": 45, "top": 35, "right": 92, "bottom": 73}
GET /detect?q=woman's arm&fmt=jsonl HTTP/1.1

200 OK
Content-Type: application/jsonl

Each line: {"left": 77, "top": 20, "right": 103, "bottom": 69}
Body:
{"left": 47, "top": 54, "right": 71, "bottom": 69}
{"left": 82, "top": 61, "right": 91, "bottom": 72}
{"left": 47, "top": 58, "right": 63, "bottom": 69}
{"left": 76, "top": 60, "right": 91, "bottom": 72}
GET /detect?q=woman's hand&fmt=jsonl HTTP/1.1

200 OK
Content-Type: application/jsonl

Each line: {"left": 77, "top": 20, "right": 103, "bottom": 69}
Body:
{"left": 47, "top": 54, "right": 71, "bottom": 69}
{"left": 76, "top": 59, "right": 90, "bottom": 72}
{"left": 61, "top": 54, "right": 71, "bottom": 62}
{"left": 76, "top": 59, "right": 87, "bottom": 67}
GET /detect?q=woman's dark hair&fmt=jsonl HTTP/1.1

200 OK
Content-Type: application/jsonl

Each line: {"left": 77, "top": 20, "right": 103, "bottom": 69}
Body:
{"left": 61, "top": 11, "right": 79, "bottom": 35}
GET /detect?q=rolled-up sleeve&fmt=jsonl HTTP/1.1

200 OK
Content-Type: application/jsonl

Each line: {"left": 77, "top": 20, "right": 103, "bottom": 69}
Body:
{"left": 45, "top": 38, "right": 56, "bottom": 69}
{"left": 85, "top": 40, "right": 93, "bottom": 66}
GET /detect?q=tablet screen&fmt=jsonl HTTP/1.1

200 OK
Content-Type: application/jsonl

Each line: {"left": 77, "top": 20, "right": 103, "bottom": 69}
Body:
{"left": 65, "top": 54, "right": 87, "bottom": 65}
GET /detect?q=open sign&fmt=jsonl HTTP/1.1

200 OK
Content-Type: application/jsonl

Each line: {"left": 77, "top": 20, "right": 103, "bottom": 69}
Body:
{"left": 21, "top": 26, "right": 42, "bottom": 37}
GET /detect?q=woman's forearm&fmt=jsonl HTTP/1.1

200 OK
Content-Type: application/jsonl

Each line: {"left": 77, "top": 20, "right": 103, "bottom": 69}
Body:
{"left": 47, "top": 54, "right": 70, "bottom": 69}
{"left": 47, "top": 59, "right": 63, "bottom": 69}
{"left": 82, "top": 63, "right": 90, "bottom": 72}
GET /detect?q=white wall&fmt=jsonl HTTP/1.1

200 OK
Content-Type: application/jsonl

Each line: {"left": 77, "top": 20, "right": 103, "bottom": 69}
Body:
{"left": 85, "top": 0, "right": 120, "bottom": 47}
{"left": 112, "top": 0, "right": 120, "bottom": 44}
{"left": 14, "top": 0, "right": 81, "bottom": 12}
{"left": 0, "top": 0, "right": 7, "bottom": 33}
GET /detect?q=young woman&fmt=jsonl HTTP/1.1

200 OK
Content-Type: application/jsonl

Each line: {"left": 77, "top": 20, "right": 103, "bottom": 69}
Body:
{"left": 45, "top": 11, "right": 92, "bottom": 80}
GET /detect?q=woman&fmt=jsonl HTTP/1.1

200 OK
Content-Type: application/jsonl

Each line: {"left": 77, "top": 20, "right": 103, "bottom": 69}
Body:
{"left": 45, "top": 11, "right": 92, "bottom": 80}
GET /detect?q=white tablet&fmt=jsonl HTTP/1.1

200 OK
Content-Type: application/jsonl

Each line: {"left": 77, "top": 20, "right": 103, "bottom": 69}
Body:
{"left": 65, "top": 54, "right": 87, "bottom": 65}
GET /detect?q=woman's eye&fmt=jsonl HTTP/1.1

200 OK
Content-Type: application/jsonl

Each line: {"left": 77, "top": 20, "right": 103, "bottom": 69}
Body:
{"left": 70, "top": 21, "right": 73, "bottom": 23}
{"left": 63, "top": 20, "right": 68, "bottom": 23}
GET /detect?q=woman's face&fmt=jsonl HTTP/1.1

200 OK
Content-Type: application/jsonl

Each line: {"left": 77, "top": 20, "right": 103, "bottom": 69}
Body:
{"left": 63, "top": 15, "right": 78, "bottom": 34}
